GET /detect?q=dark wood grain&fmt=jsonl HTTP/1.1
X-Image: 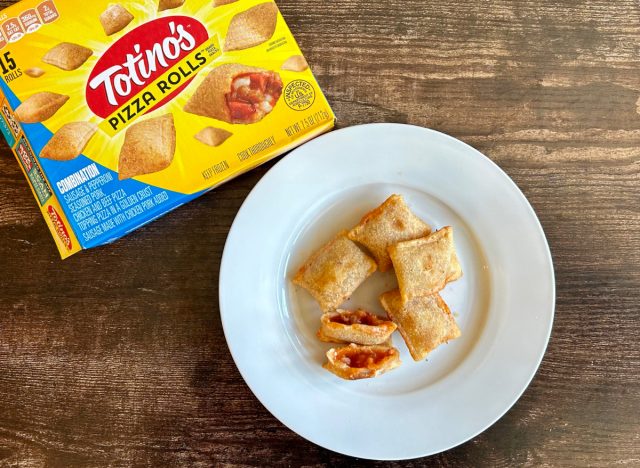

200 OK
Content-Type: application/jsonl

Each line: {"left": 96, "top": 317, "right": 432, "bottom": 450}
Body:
{"left": 1, "top": 0, "right": 640, "bottom": 466}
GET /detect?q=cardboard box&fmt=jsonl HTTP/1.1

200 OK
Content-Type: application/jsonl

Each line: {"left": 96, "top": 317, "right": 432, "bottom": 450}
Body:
{"left": 0, "top": 0, "right": 334, "bottom": 257}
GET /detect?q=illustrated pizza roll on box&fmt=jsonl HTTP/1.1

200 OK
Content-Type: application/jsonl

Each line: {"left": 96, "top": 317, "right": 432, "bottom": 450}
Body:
{"left": 25, "top": 67, "right": 45, "bottom": 78}
{"left": 224, "top": 2, "right": 278, "bottom": 51}
{"left": 158, "top": 0, "right": 185, "bottom": 11}
{"left": 118, "top": 114, "right": 176, "bottom": 180}
{"left": 213, "top": 0, "right": 238, "bottom": 5}
{"left": 14, "top": 92, "right": 69, "bottom": 123}
{"left": 100, "top": 4, "right": 134, "bottom": 36}
{"left": 40, "top": 122, "right": 98, "bottom": 161}
{"left": 282, "top": 55, "right": 308, "bottom": 72}
{"left": 185, "top": 63, "right": 283, "bottom": 124}
{"left": 388, "top": 226, "right": 462, "bottom": 302}
{"left": 380, "top": 289, "right": 461, "bottom": 361}
{"left": 292, "top": 232, "right": 377, "bottom": 312}
{"left": 324, "top": 344, "right": 401, "bottom": 380}
{"left": 194, "top": 127, "right": 233, "bottom": 147}
{"left": 348, "top": 194, "right": 432, "bottom": 272}
{"left": 42, "top": 42, "right": 92, "bottom": 71}
{"left": 317, "top": 309, "right": 397, "bottom": 345}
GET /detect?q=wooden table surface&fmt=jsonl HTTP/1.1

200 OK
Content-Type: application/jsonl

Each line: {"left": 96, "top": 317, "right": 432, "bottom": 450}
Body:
{"left": 2, "top": 0, "right": 639, "bottom": 466}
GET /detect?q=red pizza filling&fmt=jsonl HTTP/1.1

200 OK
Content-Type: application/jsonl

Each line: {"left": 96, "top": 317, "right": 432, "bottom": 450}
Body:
{"left": 330, "top": 309, "right": 383, "bottom": 327}
{"left": 337, "top": 347, "right": 396, "bottom": 368}
{"left": 226, "top": 72, "right": 283, "bottom": 124}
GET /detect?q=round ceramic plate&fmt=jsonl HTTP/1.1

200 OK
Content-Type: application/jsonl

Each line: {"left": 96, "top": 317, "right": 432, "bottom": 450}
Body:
{"left": 219, "top": 124, "right": 555, "bottom": 460}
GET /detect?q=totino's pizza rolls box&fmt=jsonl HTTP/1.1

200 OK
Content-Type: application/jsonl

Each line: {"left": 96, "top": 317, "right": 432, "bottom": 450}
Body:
{"left": 0, "top": 0, "right": 334, "bottom": 258}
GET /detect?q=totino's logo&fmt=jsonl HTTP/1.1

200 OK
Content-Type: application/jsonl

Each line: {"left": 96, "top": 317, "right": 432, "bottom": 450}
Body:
{"left": 47, "top": 205, "right": 72, "bottom": 251}
{"left": 86, "top": 16, "right": 209, "bottom": 123}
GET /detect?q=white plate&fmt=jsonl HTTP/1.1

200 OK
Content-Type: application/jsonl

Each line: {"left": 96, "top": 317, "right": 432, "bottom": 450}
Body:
{"left": 219, "top": 124, "right": 555, "bottom": 460}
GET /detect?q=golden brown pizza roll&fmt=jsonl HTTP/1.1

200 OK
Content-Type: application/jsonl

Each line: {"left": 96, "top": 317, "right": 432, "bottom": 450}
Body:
{"left": 292, "top": 232, "right": 377, "bottom": 312}
{"left": 42, "top": 42, "right": 93, "bottom": 71}
{"left": 158, "top": 0, "right": 185, "bottom": 11}
{"left": 100, "top": 4, "right": 134, "bottom": 36}
{"left": 348, "top": 194, "right": 431, "bottom": 272}
{"left": 380, "top": 289, "right": 461, "bottom": 361}
{"left": 194, "top": 127, "right": 233, "bottom": 147}
{"left": 40, "top": 122, "right": 97, "bottom": 161}
{"left": 317, "top": 309, "right": 397, "bottom": 345}
{"left": 25, "top": 67, "right": 45, "bottom": 78}
{"left": 213, "top": 0, "right": 238, "bottom": 5}
{"left": 323, "top": 344, "right": 401, "bottom": 380}
{"left": 224, "top": 2, "right": 278, "bottom": 51}
{"left": 388, "top": 226, "right": 462, "bottom": 302}
{"left": 281, "top": 55, "right": 308, "bottom": 72}
{"left": 184, "top": 63, "right": 283, "bottom": 125}
{"left": 118, "top": 114, "right": 176, "bottom": 180}
{"left": 15, "top": 92, "right": 69, "bottom": 123}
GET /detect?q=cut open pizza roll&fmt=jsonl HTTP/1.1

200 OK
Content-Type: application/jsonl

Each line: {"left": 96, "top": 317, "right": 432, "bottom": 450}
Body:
{"left": 42, "top": 42, "right": 92, "bottom": 71}
{"left": 292, "top": 232, "right": 376, "bottom": 312}
{"left": 324, "top": 344, "right": 401, "bottom": 380}
{"left": 388, "top": 226, "right": 462, "bottom": 302}
{"left": 380, "top": 289, "right": 461, "bottom": 361}
{"left": 100, "top": 4, "right": 134, "bottom": 36}
{"left": 317, "top": 309, "right": 397, "bottom": 345}
{"left": 224, "top": 2, "right": 278, "bottom": 51}
{"left": 184, "top": 63, "right": 283, "bottom": 125}
{"left": 348, "top": 194, "right": 431, "bottom": 272}
{"left": 118, "top": 114, "right": 176, "bottom": 180}
{"left": 15, "top": 92, "right": 69, "bottom": 123}
{"left": 40, "top": 122, "right": 97, "bottom": 161}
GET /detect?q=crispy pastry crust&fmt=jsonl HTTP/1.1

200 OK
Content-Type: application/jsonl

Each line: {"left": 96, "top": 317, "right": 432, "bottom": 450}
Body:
{"left": 40, "top": 122, "right": 97, "bottom": 161}
{"left": 348, "top": 194, "right": 431, "bottom": 272}
{"left": 380, "top": 289, "right": 461, "bottom": 361}
{"left": 224, "top": 2, "right": 278, "bottom": 51}
{"left": 118, "top": 114, "right": 176, "bottom": 180}
{"left": 15, "top": 92, "right": 69, "bottom": 123}
{"left": 388, "top": 226, "right": 462, "bottom": 302}
{"left": 42, "top": 42, "right": 92, "bottom": 71}
{"left": 292, "top": 232, "right": 377, "bottom": 312}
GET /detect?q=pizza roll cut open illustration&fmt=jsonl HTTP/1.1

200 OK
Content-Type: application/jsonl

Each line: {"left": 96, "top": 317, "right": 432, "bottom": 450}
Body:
{"left": 184, "top": 63, "right": 283, "bottom": 125}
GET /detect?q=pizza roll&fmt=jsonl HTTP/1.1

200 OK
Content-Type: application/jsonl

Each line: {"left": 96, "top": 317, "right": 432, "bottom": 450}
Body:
{"left": 158, "top": 0, "right": 185, "bottom": 11}
{"left": 15, "top": 92, "right": 69, "bottom": 123}
{"left": 213, "top": 0, "right": 238, "bottom": 5}
{"left": 323, "top": 344, "right": 401, "bottom": 380}
{"left": 185, "top": 63, "right": 283, "bottom": 124}
{"left": 40, "top": 122, "right": 97, "bottom": 161}
{"left": 25, "top": 67, "right": 45, "bottom": 78}
{"left": 100, "top": 4, "right": 134, "bottom": 36}
{"left": 195, "top": 127, "right": 233, "bottom": 147}
{"left": 281, "top": 55, "right": 308, "bottom": 72}
{"left": 224, "top": 2, "right": 278, "bottom": 51}
{"left": 317, "top": 309, "right": 396, "bottom": 345}
{"left": 42, "top": 42, "right": 93, "bottom": 71}
{"left": 118, "top": 114, "right": 176, "bottom": 180}
{"left": 348, "top": 194, "right": 431, "bottom": 272}
{"left": 292, "top": 232, "right": 377, "bottom": 312}
{"left": 380, "top": 289, "right": 460, "bottom": 361}
{"left": 388, "top": 226, "right": 462, "bottom": 302}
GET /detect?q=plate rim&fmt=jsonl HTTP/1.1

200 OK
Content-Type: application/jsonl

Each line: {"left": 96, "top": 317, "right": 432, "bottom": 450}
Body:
{"left": 219, "top": 123, "right": 556, "bottom": 460}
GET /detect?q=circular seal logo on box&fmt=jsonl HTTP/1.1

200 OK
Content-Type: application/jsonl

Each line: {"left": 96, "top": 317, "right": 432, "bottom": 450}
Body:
{"left": 284, "top": 80, "right": 315, "bottom": 111}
